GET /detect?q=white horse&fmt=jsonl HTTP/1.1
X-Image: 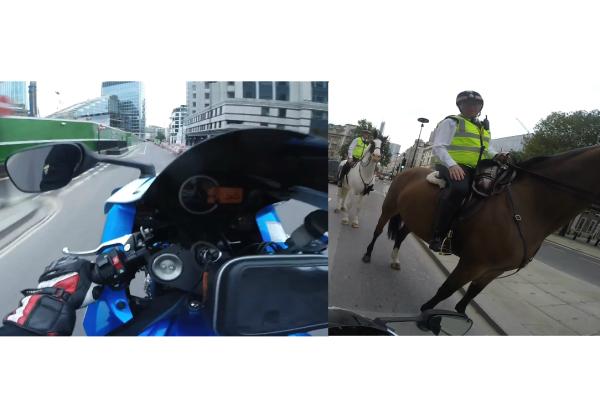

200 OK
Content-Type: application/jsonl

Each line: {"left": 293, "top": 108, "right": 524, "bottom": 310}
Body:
{"left": 334, "top": 139, "right": 382, "bottom": 228}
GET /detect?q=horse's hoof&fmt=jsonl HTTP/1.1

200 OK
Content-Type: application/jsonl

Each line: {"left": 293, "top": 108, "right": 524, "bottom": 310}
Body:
{"left": 340, "top": 207, "right": 347, "bottom": 212}
{"left": 334, "top": 208, "right": 340, "bottom": 213}
{"left": 455, "top": 305, "right": 467, "bottom": 315}
{"left": 352, "top": 223, "right": 359, "bottom": 228}
{"left": 341, "top": 219, "right": 349, "bottom": 225}
{"left": 362, "top": 254, "right": 371, "bottom": 263}
{"left": 390, "top": 262, "right": 400, "bottom": 270}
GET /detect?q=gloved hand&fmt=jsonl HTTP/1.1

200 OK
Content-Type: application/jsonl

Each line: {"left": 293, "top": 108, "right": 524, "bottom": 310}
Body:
{"left": 3, "top": 256, "right": 104, "bottom": 336}
{"left": 492, "top": 152, "right": 512, "bottom": 164}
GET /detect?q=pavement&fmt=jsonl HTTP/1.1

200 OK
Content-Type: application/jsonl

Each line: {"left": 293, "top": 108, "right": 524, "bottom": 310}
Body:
{"left": 422, "top": 229, "right": 600, "bottom": 335}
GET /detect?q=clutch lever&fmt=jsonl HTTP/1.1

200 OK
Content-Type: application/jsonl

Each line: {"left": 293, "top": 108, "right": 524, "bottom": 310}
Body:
{"left": 62, "top": 234, "right": 134, "bottom": 256}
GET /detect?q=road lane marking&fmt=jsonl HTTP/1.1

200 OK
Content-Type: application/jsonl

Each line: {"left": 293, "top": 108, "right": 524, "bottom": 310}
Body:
{"left": 0, "top": 198, "right": 60, "bottom": 259}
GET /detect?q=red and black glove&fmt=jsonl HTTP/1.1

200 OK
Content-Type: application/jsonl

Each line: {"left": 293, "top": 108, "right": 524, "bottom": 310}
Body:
{"left": 3, "top": 256, "right": 104, "bottom": 336}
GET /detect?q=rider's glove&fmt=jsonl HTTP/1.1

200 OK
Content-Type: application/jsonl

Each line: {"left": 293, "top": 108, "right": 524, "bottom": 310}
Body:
{"left": 3, "top": 256, "right": 104, "bottom": 336}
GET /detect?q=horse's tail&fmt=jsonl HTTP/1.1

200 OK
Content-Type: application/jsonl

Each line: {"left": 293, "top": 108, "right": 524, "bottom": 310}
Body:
{"left": 387, "top": 214, "right": 404, "bottom": 241}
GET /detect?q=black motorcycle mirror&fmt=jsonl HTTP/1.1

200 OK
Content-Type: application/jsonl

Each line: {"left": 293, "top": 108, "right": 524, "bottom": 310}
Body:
{"left": 5, "top": 142, "right": 155, "bottom": 193}
{"left": 212, "top": 255, "right": 328, "bottom": 336}
{"left": 375, "top": 309, "right": 473, "bottom": 336}
{"left": 328, "top": 307, "right": 473, "bottom": 336}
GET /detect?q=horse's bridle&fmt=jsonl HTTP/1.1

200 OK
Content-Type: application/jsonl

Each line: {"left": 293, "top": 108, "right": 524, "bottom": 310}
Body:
{"left": 358, "top": 142, "right": 381, "bottom": 186}
{"left": 496, "top": 161, "right": 599, "bottom": 276}
{"left": 359, "top": 142, "right": 381, "bottom": 167}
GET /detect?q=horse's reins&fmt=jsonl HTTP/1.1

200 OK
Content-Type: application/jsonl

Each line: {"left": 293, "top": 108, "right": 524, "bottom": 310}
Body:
{"left": 509, "top": 162, "right": 600, "bottom": 204}
{"left": 497, "top": 161, "right": 599, "bottom": 279}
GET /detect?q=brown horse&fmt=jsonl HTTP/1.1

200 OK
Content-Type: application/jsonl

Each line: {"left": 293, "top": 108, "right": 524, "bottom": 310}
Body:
{"left": 362, "top": 145, "right": 600, "bottom": 314}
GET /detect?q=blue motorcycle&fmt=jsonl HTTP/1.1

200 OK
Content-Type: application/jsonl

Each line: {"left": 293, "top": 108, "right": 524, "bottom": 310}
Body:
{"left": 4, "top": 128, "right": 328, "bottom": 336}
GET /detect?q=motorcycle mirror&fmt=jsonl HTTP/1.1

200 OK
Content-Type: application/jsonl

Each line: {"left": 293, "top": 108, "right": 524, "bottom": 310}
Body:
{"left": 422, "top": 310, "right": 473, "bottom": 336}
{"left": 213, "top": 255, "right": 328, "bottom": 336}
{"left": 5, "top": 143, "right": 86, "bottom": 193}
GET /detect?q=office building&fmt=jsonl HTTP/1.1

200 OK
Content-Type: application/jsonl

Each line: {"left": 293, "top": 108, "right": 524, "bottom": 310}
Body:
{"left": 184, "top": 81, "right": 328, "bottom": 145}
{"left": 0, "top": 81, "right": 28, "bottom": 115}
{"left": 101, "top": 81, "right": 145, "bottom": 134}
{"left": 168, "top": 105, "right": 187, "bottom": 144}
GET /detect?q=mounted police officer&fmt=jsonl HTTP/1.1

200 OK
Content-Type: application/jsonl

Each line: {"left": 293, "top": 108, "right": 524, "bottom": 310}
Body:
{"left": 428, "top": 90, "right": 501, "bottom": 252}
{"left": 337, "top": 129, "right": 373, "bottom": 187}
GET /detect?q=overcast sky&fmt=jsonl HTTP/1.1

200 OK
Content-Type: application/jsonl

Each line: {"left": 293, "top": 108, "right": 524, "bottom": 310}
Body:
{"left": 327, "top": 1, "right": 600, "bottom": 153}
{"left": 9, "top": 1, "right": 598, "bottom": 154}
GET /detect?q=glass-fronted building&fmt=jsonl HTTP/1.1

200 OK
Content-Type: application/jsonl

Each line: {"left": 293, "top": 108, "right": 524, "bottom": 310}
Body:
{"left": 0, "top": 81, "right": 28, "bottom": 113}
{"left": 101, "top": 81, "right": 145, "bottom": 134}
{"left": 47, "top": 95, "right": 121, "bottom": 127}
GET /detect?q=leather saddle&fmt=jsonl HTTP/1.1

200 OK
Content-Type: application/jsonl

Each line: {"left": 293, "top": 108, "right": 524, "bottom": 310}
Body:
{"left": 433, "top": 160, "right": 517, "bottom": 254}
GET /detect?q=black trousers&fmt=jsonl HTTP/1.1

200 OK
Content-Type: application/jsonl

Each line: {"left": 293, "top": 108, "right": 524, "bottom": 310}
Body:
{"left": 433, "top": 164, "right": 475, "bottom": 236}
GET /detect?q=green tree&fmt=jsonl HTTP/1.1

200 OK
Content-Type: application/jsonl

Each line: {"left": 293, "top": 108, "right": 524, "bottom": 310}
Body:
{"left": 522, "top": 110, "right": 600, "bottom": 159}
{"left": 155, "top": 132, "right": 166, "bottom": 143}
{"left": 338, "top": 119, "right": 392, "bottom": 166}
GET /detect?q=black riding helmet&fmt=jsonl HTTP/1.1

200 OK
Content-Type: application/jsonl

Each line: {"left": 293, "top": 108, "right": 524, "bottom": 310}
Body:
{"left": 456, "top": 90, "right": 484, "bottom": 106}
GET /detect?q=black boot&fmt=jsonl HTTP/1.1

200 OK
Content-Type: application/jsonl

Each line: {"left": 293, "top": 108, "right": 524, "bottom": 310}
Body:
{"left": 429, "top": 189, "right": 453, "bottom": 252}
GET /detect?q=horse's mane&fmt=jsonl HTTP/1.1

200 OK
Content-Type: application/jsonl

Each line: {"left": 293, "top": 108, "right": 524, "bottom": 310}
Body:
{"left": 516, "top": 145, "right": 599, "bottom": 170}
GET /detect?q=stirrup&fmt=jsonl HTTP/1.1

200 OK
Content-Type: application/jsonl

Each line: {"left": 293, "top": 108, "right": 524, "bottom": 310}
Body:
{"left": 439, "top": 230, "right": 453, "bottom": 255}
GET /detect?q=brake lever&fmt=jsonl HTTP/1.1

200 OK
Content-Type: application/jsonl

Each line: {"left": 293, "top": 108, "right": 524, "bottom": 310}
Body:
{"left": 62, "top": 234, "right": 134, "bottom": 256}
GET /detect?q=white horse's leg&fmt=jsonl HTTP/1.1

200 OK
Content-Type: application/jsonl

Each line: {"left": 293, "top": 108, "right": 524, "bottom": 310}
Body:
{"left": 340, "top": 186, "right": 350, "bottom": 225}
{"left": 390, "top": 246, "right": 401, "bottom": 270}
{"left": 335, "top": 184, "right": 344, "bottom": 213}
{"left": 351, "top": 194, "right": 364, "bottom": 228}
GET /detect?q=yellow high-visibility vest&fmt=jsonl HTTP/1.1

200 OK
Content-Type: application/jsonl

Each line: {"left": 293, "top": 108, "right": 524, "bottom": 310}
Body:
{"left": 447, "top": 115, "right": 491, "bottom": 168}
{"left": 352, "top": 137, "right": 368, "bottom": 159}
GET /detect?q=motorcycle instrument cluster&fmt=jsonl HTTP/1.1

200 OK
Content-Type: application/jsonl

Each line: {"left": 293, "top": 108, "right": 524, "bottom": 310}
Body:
{"left": 178, "top": 175, "right": 243, "bottom": 215}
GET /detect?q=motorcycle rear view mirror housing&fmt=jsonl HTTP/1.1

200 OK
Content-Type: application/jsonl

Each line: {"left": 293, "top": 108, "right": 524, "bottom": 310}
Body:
{"left": 212, "top": 255, "right": 328, "bottom": 336}
{"left": 375, "top": 309, "right": 473, "bottom": 336}
{"left": 328, "top": 308, "right": 473, "bottom": 336}
{"left": 5, "top": 142, "right": 156, "bottom": 193}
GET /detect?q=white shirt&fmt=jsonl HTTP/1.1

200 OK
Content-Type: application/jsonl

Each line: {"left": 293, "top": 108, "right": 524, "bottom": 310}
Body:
{"left": 431, "top": 117, "right": 497, "bottom": 168}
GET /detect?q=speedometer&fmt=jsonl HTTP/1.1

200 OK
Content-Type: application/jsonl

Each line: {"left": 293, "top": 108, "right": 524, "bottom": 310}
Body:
{"left": 179, "top": 175, "right": 220, "bottom": 215}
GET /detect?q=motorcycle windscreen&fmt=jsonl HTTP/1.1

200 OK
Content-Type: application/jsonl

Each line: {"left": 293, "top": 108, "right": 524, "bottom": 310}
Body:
{"left": 212, "top": 255, "right": 328, "bottom": 336}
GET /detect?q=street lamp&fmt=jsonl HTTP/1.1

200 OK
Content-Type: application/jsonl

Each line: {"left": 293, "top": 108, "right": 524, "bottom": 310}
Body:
{"left": 410, "top": 117, "right": 429, "bottom": 168}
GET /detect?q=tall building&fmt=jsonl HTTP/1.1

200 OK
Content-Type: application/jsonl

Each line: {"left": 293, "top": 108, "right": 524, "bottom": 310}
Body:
{"left": 383, "top": 142, "right": 403, "bottom": 173}
{"left": 168, "top": 105, "right": 187, "bottom": 144}
{"left": 0, "top": 81, "right": 28, "bottom": 115}
{"left": 28, "top": 81, "right": 38, "bottom": 117}
{"left": 101, "top": 81, "right": 145, "bottom": 134}
{"left": 405, "top": 139, "right": 426, "bottom": 168}
{"left": 184, "top": 81, "right": 328, "bottom": 145}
